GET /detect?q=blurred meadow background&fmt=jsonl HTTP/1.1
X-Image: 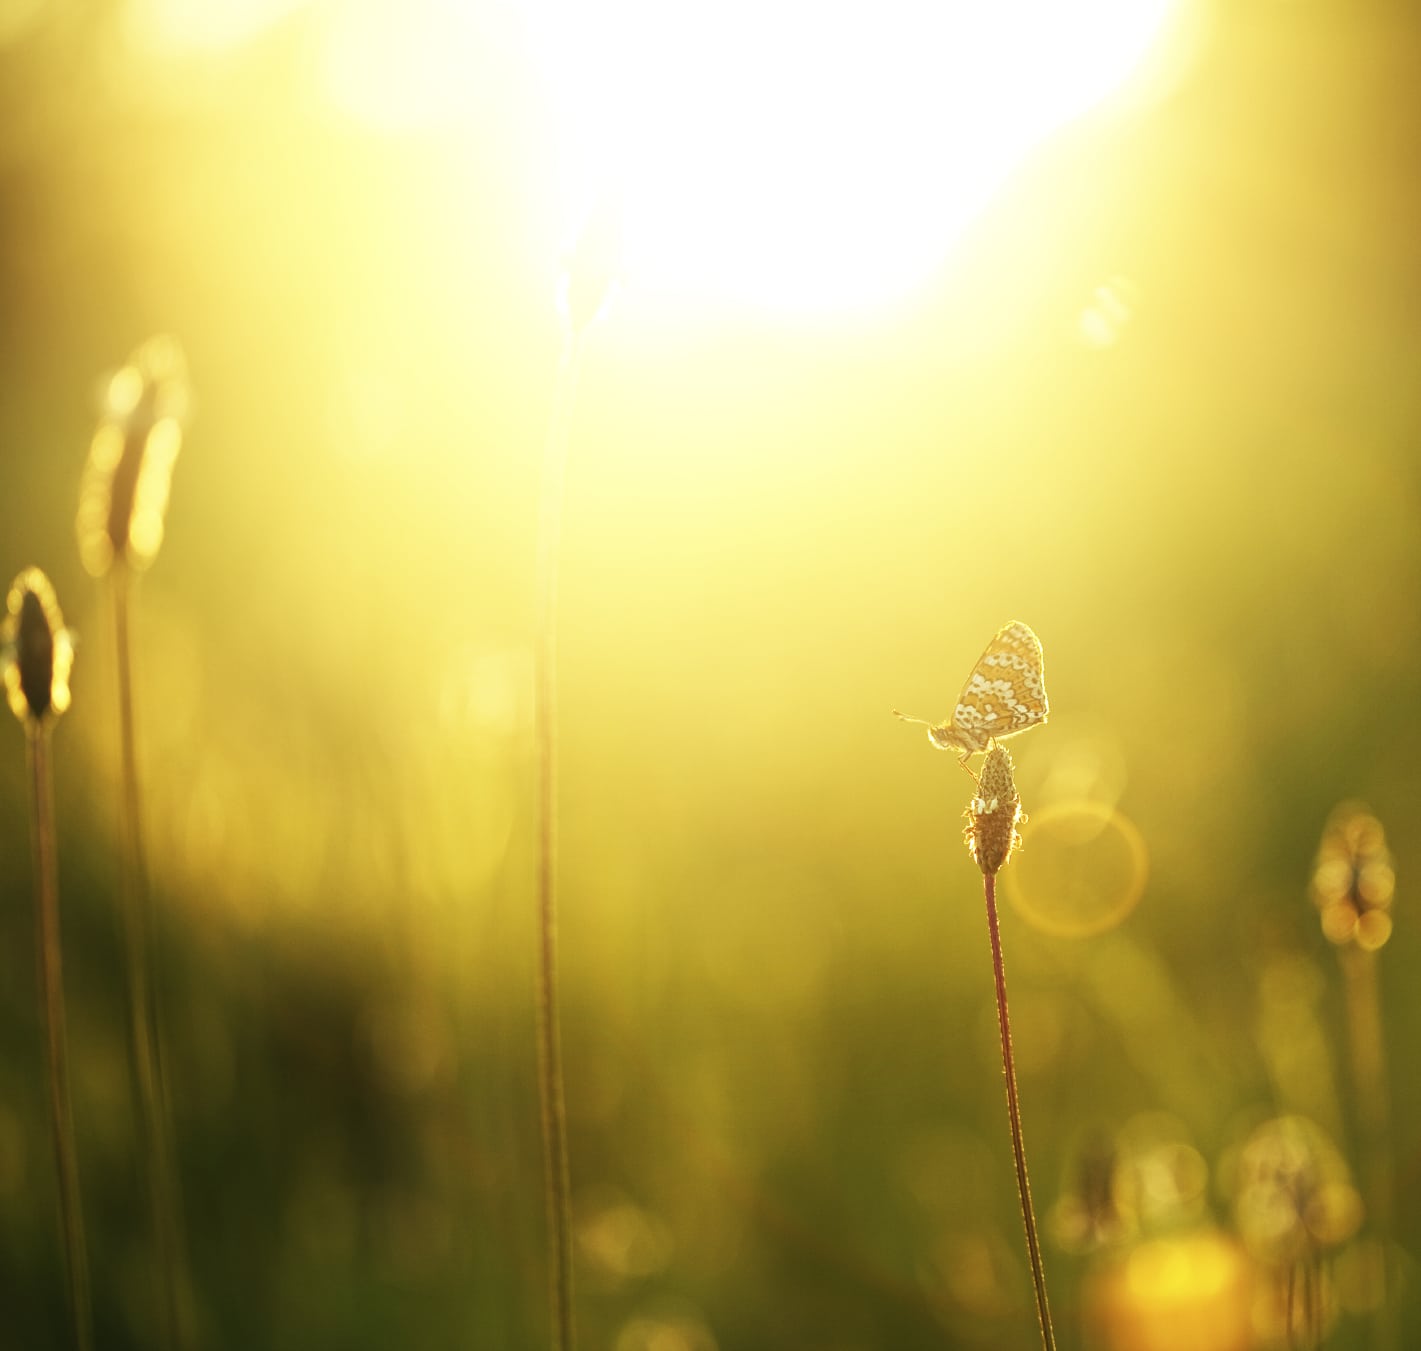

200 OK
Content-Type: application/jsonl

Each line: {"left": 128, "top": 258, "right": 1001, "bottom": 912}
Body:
{"left": 2, "top": 0, "right": 1420, "bottom": 1347}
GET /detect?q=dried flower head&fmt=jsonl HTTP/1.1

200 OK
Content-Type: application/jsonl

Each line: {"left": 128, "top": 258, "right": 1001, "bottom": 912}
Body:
{"left": 2, "top": 569, "right": 74, "bottom": 727}
{"left": 1310, "top": 803, "right": 1394, "bottom": 951}
{"left": 77, "top": 335, "right": 189, "bottom": 578}
{"left": 965, "top": 743, "right": 1023, "bottom": 875}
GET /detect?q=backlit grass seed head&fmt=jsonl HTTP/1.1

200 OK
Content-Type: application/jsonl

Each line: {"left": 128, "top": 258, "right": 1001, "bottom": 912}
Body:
{"left": 77, "top": 334, "right": 189, "bottom": 578}
{"left": 965, "top": 743, "right": 1023, "bottom": 875}
{"left": 1310, "top": 803, "right": 1394, "bottom": 951}
{"left": 2, "top": 568, "right": 74, "bottom": 727}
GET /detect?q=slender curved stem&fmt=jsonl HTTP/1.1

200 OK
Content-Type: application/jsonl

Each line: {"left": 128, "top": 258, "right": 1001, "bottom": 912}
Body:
{"left": 113, "top": 571, "right": 191, "bottom": 1349}
{"left": 535, "top": 333, "right": 584, "bottom": 1351}
{"left": 29, "top": 727, "right": 93, "bottom": 1351}
{"left": 983, "top": 870, "right": 1056, "bottom": 1351}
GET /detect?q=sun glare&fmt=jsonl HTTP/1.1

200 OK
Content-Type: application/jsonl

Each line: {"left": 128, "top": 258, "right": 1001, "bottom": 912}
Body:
{"left": 125, "top": 0, "right": 1177, "bottom": 311}
{"left": 526, "top": 0, "right": 1177, "bottom": 311}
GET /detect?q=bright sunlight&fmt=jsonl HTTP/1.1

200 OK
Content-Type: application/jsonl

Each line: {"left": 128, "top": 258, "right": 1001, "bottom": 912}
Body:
{"left": 526, "top": 0, "right": 1176, "bottom": 310}
{"left": 4, "top": 1, "right": 1420, "bottom": 1347}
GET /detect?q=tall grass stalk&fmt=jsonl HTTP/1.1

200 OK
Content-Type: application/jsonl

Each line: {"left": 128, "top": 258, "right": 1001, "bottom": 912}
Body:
{"left": 5, "top": 568, "right": 90, "bottom": 1351}
{"left": 78, "top": 337, "right": 193, "bottom": 1349}
{"left": 111, "top": 567, "right": 191, "bottom": 1350}
{"left": 1340, "top": 947, "right": 1396, "bottom": 1351}
{"left": 982, "top": 870, "right": 1056, "bottom": 1351}
{"left": 967, "top": 746, "right": 1057, "bottom": 1351}
{"left": 28, "top": 724, "right": 93, "bottom": 1351}
{"left": 532, "top": 196, "right": 617, "bottom": 1351}
{"left": 1310, "top": 804, "right": 1396, "bottom": 1351}
{"left": 534, "top": 331, "right": 584, "bottom": 1351}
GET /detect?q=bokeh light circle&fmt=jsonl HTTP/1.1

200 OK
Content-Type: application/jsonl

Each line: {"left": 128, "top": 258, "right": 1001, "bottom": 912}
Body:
{"left": 1003, "top": 800, "right": 1148, "bottom": 937}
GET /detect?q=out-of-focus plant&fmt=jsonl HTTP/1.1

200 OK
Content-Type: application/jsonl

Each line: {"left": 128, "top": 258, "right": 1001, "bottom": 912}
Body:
{"left": 1053, "top": 1116, "right": 1209, "bottom": 1258}
{"left": 1310, "top": 803, "right": 1397, "bottom": 1351}
{"left": 1059, "top": 1118, "right": 1239, "bottom": 1350}
{"left": 77, "top": 335, "right": 187, "bottom": 580}
{"left": 1230, "top": 1115, "right": 1362, "bottom": 1349}
{"left": 2, "top": 568, "right": 91, "bottom": 1351}
{"left": 77, "top": 334, "right": 193, "bottom": 1349}
{"left": 1311, "top": 805, "right": 1394, "bottom": 954}
{"left": 1052, "top": 1131, "right": 1132, "bottom": 1256}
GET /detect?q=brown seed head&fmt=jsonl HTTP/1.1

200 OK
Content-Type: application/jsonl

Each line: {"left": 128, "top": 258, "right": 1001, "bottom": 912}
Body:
{"left": 965, "top": 743, "right": 1023, "bottom": 875}
{"left": 77, "top": 334, "right": 189, "bottom": 578}
{"left": 1310, "top": 803, "right": 1394, "bottom": 951}
{"left": 2, "top": 568, "right": 74, "bottom": 728}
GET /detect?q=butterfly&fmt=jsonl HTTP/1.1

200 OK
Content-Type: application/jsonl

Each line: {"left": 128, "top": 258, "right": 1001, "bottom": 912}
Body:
{"left": 895, "top": 620, "right": 1048, "bottom": 773}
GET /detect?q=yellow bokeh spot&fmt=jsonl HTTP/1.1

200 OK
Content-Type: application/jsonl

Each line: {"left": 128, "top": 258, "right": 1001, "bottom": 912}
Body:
{"left": 87, "top": 419, "right": 126, "bottom": 473}
{"left": 615, "top": 1313, "right": 718, "bottom": 1351}
{"left": 78, "top": 424, "right": 125, "bottom": 576}
{"left": 105, "top": 362, "right": 145, "bottom": 418}
{"left": 1004, "top": 799, "right": 1148, "bottom": 937}
{"left": 130, "top": 417, "right": 183, "bottom": 567}
{"left": 1087, "top": 1231, "right": 1255, "bottom": 1351}
{"left": 1354, "top": 909, "right": 1393, "bottom": 952}
{"left": 1032, "top": 721, "right": 1130, "bottom": 814}
{"left": 1078, "top": 275, "right": 1141, "bottom": 348}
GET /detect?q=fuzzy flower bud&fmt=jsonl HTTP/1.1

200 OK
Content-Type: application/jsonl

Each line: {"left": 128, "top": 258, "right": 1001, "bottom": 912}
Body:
{"left": 77, "top": 335, "right": 189, "bottom": 578}
{"left": 2, "top": 569, "right": 74, "bottom": 727}
{"left": 965, "top": 743, "right": 1023, "bottom": 875}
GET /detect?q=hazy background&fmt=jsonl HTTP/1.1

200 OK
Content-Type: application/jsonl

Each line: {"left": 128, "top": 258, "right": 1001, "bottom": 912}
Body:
{"left": 1, "top": 0, "right": 1419, "bottom": 1347}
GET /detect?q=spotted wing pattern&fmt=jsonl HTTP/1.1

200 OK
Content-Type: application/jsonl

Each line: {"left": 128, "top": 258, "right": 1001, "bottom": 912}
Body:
{"left": 940, "top": 620, "right": 1048, "bottom": 753}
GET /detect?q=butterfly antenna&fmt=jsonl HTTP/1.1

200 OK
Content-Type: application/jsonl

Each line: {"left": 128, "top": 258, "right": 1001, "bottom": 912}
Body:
{"left": 893, "top": 709, "right": 931, "bottom": 725}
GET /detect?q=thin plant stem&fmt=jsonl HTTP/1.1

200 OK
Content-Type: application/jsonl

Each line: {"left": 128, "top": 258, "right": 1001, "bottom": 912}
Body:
{"left": 28, "top": 726, "right": 93, "bottom": 1351}
{"left": 983, "top": 870, "right": 1056, "bottom": 1351}
{"left": 1340, "top": 946, "right": 1395, "bottom": 1351}
{"left": 534, "top": 332, "right": 584, "bottom": 1351}
{"left": 1286, "top": 1264, "right": 1297, "bottom": 1349}
{"left": 112, "top": 569, "right": 191, "bottom": 1350}
{"left": 1287, "top": 1250, "right": 1322, "bottom": 1351}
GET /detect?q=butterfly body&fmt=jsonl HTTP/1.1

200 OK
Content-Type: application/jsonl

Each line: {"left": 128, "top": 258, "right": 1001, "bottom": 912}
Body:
{"left": 897, "top": 620, "right": 1048, "bottom": 771}
{"left": 927, "top": 723, "right": 989, "bottom": 755}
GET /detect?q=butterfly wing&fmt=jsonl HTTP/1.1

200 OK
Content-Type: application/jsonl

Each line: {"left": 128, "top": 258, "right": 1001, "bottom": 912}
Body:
{"left": 950, "top": 620, "right": 1048, "bottom": 746}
